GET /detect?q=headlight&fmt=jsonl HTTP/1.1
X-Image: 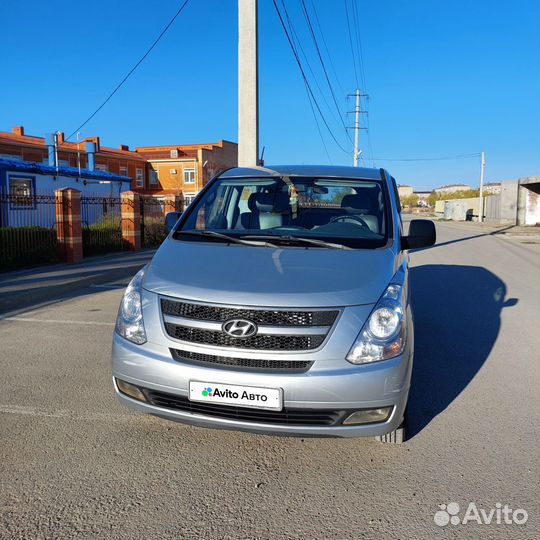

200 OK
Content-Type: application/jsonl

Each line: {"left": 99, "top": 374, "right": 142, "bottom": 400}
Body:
{"left": 346, "top": 282, "right": 406, "bottom": 364}
{"left": 115, "top": 267, "right": 147, "bottom": 345}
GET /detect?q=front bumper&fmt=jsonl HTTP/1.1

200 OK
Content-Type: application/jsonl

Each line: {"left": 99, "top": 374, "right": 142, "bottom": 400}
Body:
{"left": 112, "top": 331, "right": 413, "bottom": 438}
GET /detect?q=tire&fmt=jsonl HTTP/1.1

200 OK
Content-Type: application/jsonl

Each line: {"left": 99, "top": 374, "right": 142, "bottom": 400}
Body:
{"left": 375, "top": 407, "right": 407, "bottom": 444}
{"left": 375, "top": 423, "right": 406, "bottom": 444}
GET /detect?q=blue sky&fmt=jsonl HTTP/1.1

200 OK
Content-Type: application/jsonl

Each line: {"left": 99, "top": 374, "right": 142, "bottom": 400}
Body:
{"left": 0, "top": 0, "right": 538, "bottom": 190}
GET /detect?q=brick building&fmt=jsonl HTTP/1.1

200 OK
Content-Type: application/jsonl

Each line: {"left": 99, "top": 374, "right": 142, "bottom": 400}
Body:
{"left": 0, "top": 127, "right": 148, "bottom": 187}
{"left": 0, "top": 126, "right": 238, "bottom": 203}
{"left": 135, "top": 140, "right": 238, "bottom": 205}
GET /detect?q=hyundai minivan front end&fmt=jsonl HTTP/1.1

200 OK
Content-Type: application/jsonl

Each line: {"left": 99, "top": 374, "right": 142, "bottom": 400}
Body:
{"left": 112, "top": 165, "right": 435, "bottom": 442}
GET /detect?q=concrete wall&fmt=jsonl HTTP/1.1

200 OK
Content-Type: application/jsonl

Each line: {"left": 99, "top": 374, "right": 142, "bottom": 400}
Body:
{"left": 524, "top": 188, "right": 540, "bottom": 225}
{"left": 437, "top": 177, "right": 540, "bottom": 226}
{"left": 434, "top": 200, "right": 446, "bottom": 214}
{"left": 499, "top": 180, "right": 519, "bottom": 225}
{"left": 443, "top": 197, "right": 480, "bottom": 221}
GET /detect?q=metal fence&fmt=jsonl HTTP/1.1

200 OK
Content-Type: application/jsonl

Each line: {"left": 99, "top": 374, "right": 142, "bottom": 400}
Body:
{"left": 140, "top": 197, "right": 169, "bottom": 248}
{"left": 81, "top": 195, "right": 124, "bottom": 256}
{"left": 0, "top": 192, "right": 60, "bottom": 271}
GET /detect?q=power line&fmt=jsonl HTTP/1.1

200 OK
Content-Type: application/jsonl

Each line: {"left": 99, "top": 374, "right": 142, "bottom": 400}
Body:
{"left": 278, "top": 0, "right": 338, "bottom": 125}
{"left": 272, "top": 0, "right": 350, "bottom": 154}
{"left": 343, "top": 0, "right": 359, "bottom": 88}
{"left": 372, "top": 153, "right": 482, "bottom": 162}
{"left": 307, "top": 0, "right": 346, "bottom": 97}
{"left": 366, "top": 105, "right": 375, "bottom": 167}
{"left": 67, "top": 0, "right": 191, "bottom": 141}
{"left": 299, "top": 0, "right": 352, "bottom": 144}
{"left": 304, "top": 79, "right": 333, "bottom": 164}
{"left": 350, "top": 0, "right": 367, "bottom": 92}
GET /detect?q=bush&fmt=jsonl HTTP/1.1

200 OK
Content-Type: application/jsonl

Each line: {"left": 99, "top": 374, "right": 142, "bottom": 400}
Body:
{"left": 142, "top": 218, "right": 167, "bottom": 247}
{"left": 82, "top": 220, "right": 123, "bottom": 256}
{"left": 0, "top": 226, "right": 59, "bottom": 271}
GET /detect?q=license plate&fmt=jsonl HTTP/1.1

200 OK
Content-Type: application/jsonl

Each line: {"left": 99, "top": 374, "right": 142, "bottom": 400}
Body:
{"left": 189, "top": 381, "right": 282, "bottom": 411}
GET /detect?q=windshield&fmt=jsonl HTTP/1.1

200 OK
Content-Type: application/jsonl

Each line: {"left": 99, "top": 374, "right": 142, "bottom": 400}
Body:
{"left": 174, "top": 176, "right": 390, "bottom": 249}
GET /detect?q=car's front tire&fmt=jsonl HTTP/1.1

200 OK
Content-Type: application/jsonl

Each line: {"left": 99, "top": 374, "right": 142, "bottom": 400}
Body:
{"left": 376, "top": 407, "right": 407, "bottom": 444}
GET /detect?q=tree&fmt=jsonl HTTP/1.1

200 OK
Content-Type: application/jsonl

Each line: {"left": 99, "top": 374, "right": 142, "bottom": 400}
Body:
{"left": 400, "top": 194, "right": 419, "bottom": 207}
{"left": 426, "top": 190, "right": 440, "bottom": 207}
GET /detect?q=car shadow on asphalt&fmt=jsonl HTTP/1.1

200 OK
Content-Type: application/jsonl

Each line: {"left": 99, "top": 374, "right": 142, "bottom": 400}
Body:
{"left": 407, "top": 264, "right": 518, "bottom": 439}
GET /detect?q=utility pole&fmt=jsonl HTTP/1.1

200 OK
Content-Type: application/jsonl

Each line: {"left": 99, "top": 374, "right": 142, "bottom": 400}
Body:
{"left": 478, "top": 151, "right": 486, "bottom": 223}
{"left": 353, "top": 89, "right": 360, "bottom": 166}
{"left": 347, "top": 89, "right": 368, "bottom": 167}
{"left": 238, "top": 0, "right": 259, "bottom": 167}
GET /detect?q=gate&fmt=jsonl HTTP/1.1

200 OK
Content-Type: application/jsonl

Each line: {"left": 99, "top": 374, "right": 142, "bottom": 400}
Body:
{"left": 484, "top": 194, "right": 501, "bottom": 222}
{"left": 140, "top": 197, "right": 168, "bottom": 248}
{"left": 81, "top": 195, "right": 124, "bottom": 256}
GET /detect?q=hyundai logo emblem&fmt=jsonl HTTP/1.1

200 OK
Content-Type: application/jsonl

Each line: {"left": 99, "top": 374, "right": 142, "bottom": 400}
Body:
{"left": 222, "top": 319, "right": 258, "bottom": 338}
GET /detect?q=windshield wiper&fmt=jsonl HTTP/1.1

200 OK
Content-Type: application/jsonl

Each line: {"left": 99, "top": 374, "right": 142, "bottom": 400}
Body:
{"left": 176, "top": 230, "right": 277, "bottom": 248}
{"left": 241, "top": 235, "right": 352, "bottom": 250}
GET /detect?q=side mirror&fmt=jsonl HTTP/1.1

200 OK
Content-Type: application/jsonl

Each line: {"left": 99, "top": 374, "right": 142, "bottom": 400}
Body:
{"left": 401, "top": 219, "right": 436, "bottom": 250}
{"left": 165, "top": 211, "right": 182, "bottom": 234}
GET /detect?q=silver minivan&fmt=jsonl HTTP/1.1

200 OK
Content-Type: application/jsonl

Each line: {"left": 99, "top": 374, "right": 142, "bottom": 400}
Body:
{"left": 112, "top": 165, "right": 435, "bottom": 443}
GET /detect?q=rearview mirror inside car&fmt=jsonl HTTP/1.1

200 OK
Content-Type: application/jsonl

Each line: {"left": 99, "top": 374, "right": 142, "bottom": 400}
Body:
{"left": 401, "top": 219, "right": 436, "bottom": 250}
{"left": 165, "top": 212, "right": 182, "bottom": 234}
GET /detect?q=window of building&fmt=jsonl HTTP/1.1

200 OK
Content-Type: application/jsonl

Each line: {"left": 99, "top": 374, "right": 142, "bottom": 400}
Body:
{"left": 150, "top": 169, "right": 159, "bottom": 185}
{"left": 184, "top": 192, "right": 197, "bottom": 206}
{"left": 135, "top": 168, "right": 144, "bottom": 187}
{"left": 119, "top": 166, "right": 128, "bottom": 177}
{"left": 170, "top": 149, "right": 179, "bottom": 159}
{"left": 95, "top": 164, "right": 108, "bottom": 172}
{"left": 9, "top": 176, "right": 35, "bottom": 208}
{"left": 184, "top": 168, "right": 195, "bottom": 184}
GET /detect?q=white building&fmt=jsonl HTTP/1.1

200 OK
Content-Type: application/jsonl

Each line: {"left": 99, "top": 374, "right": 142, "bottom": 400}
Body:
{"left": 0, "top": 157, "right": 130, "bottom": 228}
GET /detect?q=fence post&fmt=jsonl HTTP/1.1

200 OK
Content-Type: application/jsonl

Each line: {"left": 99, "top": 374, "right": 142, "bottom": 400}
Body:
{"left": 164, "top": 194, "right": 182, "bottom": 214}
{"left": 55, "top": 188, "right": 83, "bottom": 263}
{"left": 121, "top": 191, "right": 140, "bottom": 251}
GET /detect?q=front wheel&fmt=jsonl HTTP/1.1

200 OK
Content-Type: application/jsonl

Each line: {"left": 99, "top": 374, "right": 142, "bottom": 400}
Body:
{"left": 375, "top": 407, "right": 407, "bottom": 444}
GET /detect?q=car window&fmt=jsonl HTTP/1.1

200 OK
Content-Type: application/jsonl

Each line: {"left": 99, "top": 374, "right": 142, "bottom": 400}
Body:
{"left": 175, "top": 176, "right": 389, "bottom": 249}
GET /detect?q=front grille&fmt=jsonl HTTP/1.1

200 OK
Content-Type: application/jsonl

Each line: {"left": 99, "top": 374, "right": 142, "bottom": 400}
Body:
{"left": 161, "top": 299, "right": 338, "bottom": 327}
{"left": 144, "top": 389, "right": 345, "bottom": 426}
{"left": 164, "top": 323, "right": 325, "bottom": 350}
{"left": 170, "top": 348, "right": 313, "bottom": 372}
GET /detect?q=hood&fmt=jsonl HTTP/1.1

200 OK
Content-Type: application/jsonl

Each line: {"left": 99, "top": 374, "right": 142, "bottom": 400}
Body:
{"left": 143, "top": 239, "right": 397, "bottom": 308}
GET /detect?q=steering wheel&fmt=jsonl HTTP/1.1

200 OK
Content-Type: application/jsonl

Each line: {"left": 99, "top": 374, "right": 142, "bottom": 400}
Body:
{"left": 329, "top": 215, "right": 370, "bottom": 228}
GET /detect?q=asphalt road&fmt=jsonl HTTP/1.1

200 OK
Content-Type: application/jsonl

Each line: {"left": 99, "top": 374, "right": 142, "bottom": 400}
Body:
{"left": 1, "top": 221, "right": 538, "bottom": 539}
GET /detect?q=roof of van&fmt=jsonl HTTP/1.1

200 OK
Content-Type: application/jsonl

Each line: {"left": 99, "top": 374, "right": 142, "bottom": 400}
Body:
{"left": 219, "top": 165, "right": 384, "bottom": 180}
